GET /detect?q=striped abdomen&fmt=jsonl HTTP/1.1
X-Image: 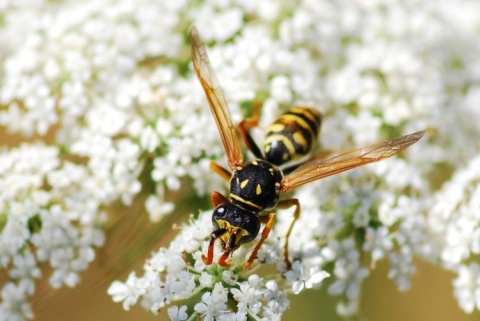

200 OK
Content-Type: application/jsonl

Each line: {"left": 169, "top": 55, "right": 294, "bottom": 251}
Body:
{"left": 264, "top": 107, "right": 322, "bottom": 166}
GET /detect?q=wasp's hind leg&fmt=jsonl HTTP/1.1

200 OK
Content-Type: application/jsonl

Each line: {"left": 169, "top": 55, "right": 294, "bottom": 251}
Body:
{"left": 276, "top": 199, "right": 301, "bottom": 270}
{"left": 238, "top": 100, "right": 264, "bottom": 159}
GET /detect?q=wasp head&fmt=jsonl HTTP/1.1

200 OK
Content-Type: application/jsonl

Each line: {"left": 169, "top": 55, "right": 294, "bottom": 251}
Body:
{"left": 202, "top": 203, "right": 261, "bottom": 267}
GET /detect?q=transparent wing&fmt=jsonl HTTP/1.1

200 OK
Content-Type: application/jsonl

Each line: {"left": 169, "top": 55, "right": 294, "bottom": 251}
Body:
{"left": 190, "top": 26, "right": 243, "bottom": 169}
{"left": 281, "top": 131, "right": 425, "bottom": 192}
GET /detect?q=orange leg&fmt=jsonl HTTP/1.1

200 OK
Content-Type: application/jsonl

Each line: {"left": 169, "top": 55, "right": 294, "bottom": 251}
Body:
{"left": 238, "top": 101, "right": 263, "bottom": 159}
{"left": 218, "top": 251, "right": 233, "bottom": 267}
{"left": 210, "top": 162, "right": 231, "bottom": 181}
{"left": 244, "top": 212, "right": 276, "bottom": 270}
{"left": 202, "top": 192, "right": 230, "bottom": 265}
{"left": 276, "top": 199, "right": 301, "bottom": 270}
{"left": 201, "top": 228, "right": 227, "bottom": 265}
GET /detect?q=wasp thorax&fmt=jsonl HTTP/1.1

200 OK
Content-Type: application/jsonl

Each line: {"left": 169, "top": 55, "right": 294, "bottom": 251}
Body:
{"left": 212, "top": 203, "right": 261, "bottom": 251}
{"left": 229, "top": 159, "right": 282, "bottom": 211}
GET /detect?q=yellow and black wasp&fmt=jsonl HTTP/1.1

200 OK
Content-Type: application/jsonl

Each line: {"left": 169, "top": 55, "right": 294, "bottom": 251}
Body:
{"left": 190, "top": 26, "right": 424, "bottom": 270}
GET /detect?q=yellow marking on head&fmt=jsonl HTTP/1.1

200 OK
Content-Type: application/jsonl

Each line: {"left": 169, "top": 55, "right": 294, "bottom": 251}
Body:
{"left": 256, "top": 184, "right": 262, "bottom": 195}
{"left": 252, "top": 160, "right": 258, "bottom": 165}
{"left": 216, "top": 219, "right": 227, "bottom": 229}
{"left": 215, "top": 219, "right": 250, "bottom": 247}
{"left": 236, "top": 166, "right": 243, "bottom": 171}
{"left": 240, "top": 179, "right": 249, "bottom": 189}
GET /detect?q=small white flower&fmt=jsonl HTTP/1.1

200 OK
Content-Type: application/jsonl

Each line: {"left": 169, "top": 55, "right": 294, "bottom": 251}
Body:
{"left": 149, "top": 250, "right": 185, "bottom": 274}
{"left": 199, "top": 272, "right": 214, "bottom": 289}
{"left": 194, "top": 283, "right": 229, "bottom": 321}
{"left": 231, "top": 276, "right": 263, "bottom": 314}
{"left": 9, "top": 253, "right": 42, "bottom": 283}
{"left": 263, "top": 280, "right": 289, "bottom": 315}
{"left": 345, "top": 111, "right": 381, "bottom": 146}
{"left": 107, "top": 272, "right": 147, "bottom": 311}
{"left": 167, "top": 271, "right": 196, "bottom": 299}
{"left": 140, "top": 126, "right": 160, "bottom": 153}
{"left": 0, "top": 280, "right": 34, "bottom": 321}
{"left": 145, "top": 195, "right": 174, "bottom": 223}
{"left": 329, "top": 254, "right": 369, "bottom": 301}
{"left": 222, "top": 270, "right": 238, "bottom": 286}
{"left": 388, "top": 252, "right": 416, "bottom": 292}
{"left": 363, "top": 227, "right": 393, "bottom": 264}
{"left": 284, "top": 261, "right": 330, "bottom": 294}
{"left": 352, "top": 201, "right": 371, "bottom": 227}
{"left": 269, "top": 75, "right": 292, "bottom": 103}
{"left": 167, "top": 305, "right": 188, "bottom": 321}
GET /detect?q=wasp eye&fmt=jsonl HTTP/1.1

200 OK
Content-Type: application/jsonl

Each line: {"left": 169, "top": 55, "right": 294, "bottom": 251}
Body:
{"left": 214, "top": 205, "right": 227, "bottom": 218}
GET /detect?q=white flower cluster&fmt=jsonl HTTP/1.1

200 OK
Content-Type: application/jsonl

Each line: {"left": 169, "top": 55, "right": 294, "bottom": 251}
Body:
{"left": 430, "top": 155, "right": 480, "bottom": 312}
{"left": 0, "top": 143, "right": 105, "bottom": 319}
{"left": 0, "top": 0, "right": 480, "bottom": 320}
{"left": 108, "top": 213, "right": 326, "bottom": 320}
{"left": 0, "top": 0, "right": 224, "bottom": 319}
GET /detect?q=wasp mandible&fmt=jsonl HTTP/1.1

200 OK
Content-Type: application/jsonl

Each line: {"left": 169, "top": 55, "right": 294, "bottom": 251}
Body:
{"left": 190, "top": 26, "right": 424, "bottom": 270}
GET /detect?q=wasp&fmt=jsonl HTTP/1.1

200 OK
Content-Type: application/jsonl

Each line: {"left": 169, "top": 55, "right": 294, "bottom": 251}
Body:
{"left": 190, "top": 26, "right": 424, "bottom": 270}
